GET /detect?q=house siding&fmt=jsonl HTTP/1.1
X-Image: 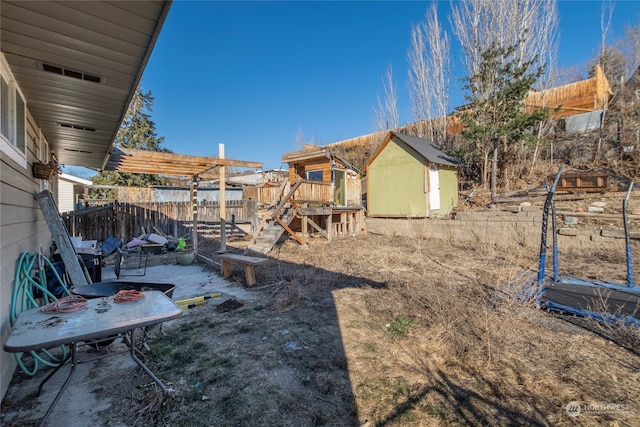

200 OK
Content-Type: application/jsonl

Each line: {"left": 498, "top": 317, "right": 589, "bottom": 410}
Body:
{"left": 1, "top": 108, "right": 53, "bottom": 398}
{"left": 58, "top": 179, "right": 76, "bottom": 213}
{"left": 346, "top": 172, "right": 361, "bottom": 207}
{"left": 367, "top": 138, "right": 427, "bottom": 217}
{"left": 284, "top": 150, "right": 363, "bottom": 209}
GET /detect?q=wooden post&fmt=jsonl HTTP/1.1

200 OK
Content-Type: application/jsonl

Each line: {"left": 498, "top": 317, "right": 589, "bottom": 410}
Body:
{"left": 359, "top": 209, "right": 367, "bottom": 235}
{"left": 302, "top": 213, "right": 309, "bottom": 237}
{"left": 219, "top": 143, "right": 226, "bottom": 252}
{"left": 191, "top": 175, "right": 199, "bottom": 254}
{"left": 172, "top": 203, "right": 178, "bottom": 238}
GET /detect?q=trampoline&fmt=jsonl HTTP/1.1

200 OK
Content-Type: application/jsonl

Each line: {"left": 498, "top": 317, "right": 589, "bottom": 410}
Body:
{"left": 526, "top": 169, "right": 640, "bottom": 326}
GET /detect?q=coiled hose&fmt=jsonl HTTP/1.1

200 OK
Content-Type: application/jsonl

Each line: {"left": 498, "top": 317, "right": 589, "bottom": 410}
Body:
{"left": 11, "top": 251, "right": 72, "bottom": 375}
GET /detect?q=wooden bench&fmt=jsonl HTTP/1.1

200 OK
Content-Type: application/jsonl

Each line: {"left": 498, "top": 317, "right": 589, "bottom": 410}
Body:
{"left": 219, "top": 254, "right": 269, "bottom": 286}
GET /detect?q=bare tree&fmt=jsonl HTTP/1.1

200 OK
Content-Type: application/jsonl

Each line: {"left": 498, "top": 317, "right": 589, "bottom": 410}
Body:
{"left": 373, "top": 64, "right": 399, "bottom": 131}
{"left": 407, "top": 2, "right": 450, "bottom": 143}
{"left": 407, "top": 16, "right": 431, "bottom": 139}
{"left": 451, "top": 0, "right": 559, "bottom": 77}
{"left": 600, "top": 0, "right": 614, "bottom": 68}
{"left": 294, "top": 126, "right": 306, "bottom": 150}
{"left": 293, "top": 126, "right": 319, "bottom": 151}
{"left": 529, "top": 3, "right": 560, "bottom": 172}
{"left": 425, "top": 2, "right": 450, "bottom": 145}
{"left": 624, "top": 18, "right": 640, "bottom": 79}
{"left": 595, "top": 0, "right": 615, "bottom": 163}
{"left": 451, "top": 0, "right": 560, "bottom": 184}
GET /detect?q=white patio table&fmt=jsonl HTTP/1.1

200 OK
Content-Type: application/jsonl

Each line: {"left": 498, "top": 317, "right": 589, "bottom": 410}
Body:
{"left": 4, "top": 290, "right": 182, "bottom": 426}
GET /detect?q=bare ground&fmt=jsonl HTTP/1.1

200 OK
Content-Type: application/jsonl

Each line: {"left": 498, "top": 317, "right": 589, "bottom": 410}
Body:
{"left": 114, "top": 233, "right": 640, "bottom": 425}
{"left": 4, "top": 232, "right": 640, "bottom": 426}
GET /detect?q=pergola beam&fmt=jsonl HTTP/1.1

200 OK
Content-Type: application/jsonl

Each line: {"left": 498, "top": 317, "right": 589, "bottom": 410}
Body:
{"left": 104, "top": 147, "right": 262, "bottom": 177}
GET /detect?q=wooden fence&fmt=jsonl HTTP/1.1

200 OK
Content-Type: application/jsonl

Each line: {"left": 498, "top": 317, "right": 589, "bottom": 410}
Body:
{"left": 62, "top": 199, "right": 257, "bottom": 242}
{"left": 525, "top": 65, "right": 612, "bottom": 118}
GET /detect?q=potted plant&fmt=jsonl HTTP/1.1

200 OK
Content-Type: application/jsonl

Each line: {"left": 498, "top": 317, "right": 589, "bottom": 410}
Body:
{"left": 32, "top": 159, "right": 61, "bottom": 180}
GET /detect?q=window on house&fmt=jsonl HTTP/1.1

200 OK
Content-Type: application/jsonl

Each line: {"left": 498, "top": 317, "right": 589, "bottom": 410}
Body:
{"left": 0, "top": 62, "right": 27, "bottom": 166}
{"left": 1, "top": 75, "right": 8, "bottom": 139}
{"left": 306, "top": 169, "right": 323, "bottom": 182}
{"left": 15, "top": 90, "right": 25, "bottom": 152}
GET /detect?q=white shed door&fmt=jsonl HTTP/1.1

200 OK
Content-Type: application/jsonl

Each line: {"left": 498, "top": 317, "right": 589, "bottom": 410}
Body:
{"left": 429, "top": 165, "right": 440, "bottom": 211}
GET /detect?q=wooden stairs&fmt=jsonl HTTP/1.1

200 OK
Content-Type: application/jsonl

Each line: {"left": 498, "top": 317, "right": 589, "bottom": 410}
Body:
{"left": 246, "top": 207, "right": 294, "bottom": 254}
{"left": 246, "top": 180, "right": 304, "bottom": 254}
{"left": 197, "top": 221, "right": 247, "bottom": 239}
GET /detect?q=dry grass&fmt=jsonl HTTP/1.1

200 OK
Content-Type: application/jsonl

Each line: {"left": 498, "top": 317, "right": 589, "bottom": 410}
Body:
{"left": 88, "top": 232, "right": 640, "bottom": 426}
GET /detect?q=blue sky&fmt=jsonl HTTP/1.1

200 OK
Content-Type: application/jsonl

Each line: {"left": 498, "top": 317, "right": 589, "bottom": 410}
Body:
{"left": 140, "top": 0, "right": 640, "bottom": 171}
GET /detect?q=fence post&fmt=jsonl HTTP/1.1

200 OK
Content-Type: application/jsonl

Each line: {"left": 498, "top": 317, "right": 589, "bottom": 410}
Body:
{"left": 172, "top": 203, "right": 178, "bottom": 238}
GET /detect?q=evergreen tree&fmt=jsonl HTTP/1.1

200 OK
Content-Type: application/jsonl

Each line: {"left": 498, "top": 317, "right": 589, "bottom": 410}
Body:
{"left": 93, "top": 84, "right": 171, "bottom": 189}
{"left": 461, "top": 41, "right": 549, "bottom": 199}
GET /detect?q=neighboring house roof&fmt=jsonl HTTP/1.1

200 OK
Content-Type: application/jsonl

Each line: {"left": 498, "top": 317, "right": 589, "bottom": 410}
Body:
{"left": 227, "top": 170, "right": 288, "bottom": 186}
{"left": 58, "top": 173, "right": 93, "bottom": 186}
{"left": 376, "top": 132, "right": 460, "bottom": 168}
{"left": 1, "top": 1, "right": 172, "bottom": 169}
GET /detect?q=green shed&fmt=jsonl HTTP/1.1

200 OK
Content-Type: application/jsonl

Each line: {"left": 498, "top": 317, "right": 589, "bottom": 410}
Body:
{"left": 364, "top": 131, "right": 459, "bottom": 218}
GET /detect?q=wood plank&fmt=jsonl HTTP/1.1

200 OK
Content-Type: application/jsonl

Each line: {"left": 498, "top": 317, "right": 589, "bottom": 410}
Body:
{"left": 297, "top": 206, "right": 332, "bottom": 215}
{"left": 556, "top": 211, "right": 640, "bottom": 220}
{"left": 107, "top": 148, "right": 262, "bottom": 170}
{"left": 221, "top": 259, "right": 233, "bottom": 279}
{"left": 306, "top": 217, "right": 327, "bottom": 238}
{"left": 244, "top": 264, "right": 257, "bottom": 286}
{"left": 275, "top": 216, "right": 305, "bottom": 245}
{"left": 218, "top": 253, "right": 269, "bottom": 265}
{"left": 600, "top": 229, "right": 640, "bottom": 239}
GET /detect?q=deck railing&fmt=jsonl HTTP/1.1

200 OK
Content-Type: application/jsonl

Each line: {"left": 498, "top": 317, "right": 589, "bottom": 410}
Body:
{"left": 258, "top": 180, "right": 333, "bottom": 206}
{"left": 258, "top": 181, "right": 290, "bottom": 207}
{"left": 290, "top": 180, "right": 333, "bottom": 203}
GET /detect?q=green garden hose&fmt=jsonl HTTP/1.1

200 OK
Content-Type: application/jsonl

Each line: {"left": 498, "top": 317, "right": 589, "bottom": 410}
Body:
{"left": 10, "top": 252, "right": 72, "bottom": 375}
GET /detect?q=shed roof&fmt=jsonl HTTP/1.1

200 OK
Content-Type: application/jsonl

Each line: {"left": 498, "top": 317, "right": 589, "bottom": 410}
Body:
{"left": 384, "top": 132, "right": 459, "bottom": 167}
{"left": 282, "top": 146, "right": 329, "bottom": 163}
{"left": 58, "top": 173, "right": 93, "bottom": 186}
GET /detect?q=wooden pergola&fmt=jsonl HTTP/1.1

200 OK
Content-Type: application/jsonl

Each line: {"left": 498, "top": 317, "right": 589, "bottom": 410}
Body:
{"left": 104, "top": 147, "right": 262, "bottom": 177}
{"left": 103, "top": 146, "right": 262, "bottom": 255}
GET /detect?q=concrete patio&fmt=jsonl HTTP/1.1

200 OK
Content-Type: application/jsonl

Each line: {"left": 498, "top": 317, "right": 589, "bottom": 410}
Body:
{"left": 1, "top": 260, "right": 255, "bottom": 426}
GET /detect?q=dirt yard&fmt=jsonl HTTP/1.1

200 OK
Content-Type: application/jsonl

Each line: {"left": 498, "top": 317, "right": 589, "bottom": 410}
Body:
{"left": 76, "top": 230, "right": 639, "bottom": 426}
{"left": 3, "top": 231, "right": 639, "bottom": 426}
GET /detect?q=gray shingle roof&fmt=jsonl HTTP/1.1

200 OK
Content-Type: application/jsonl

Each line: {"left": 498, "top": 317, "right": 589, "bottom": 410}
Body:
{"left": 391, "top": 132, "right": 460, "bottom": 167}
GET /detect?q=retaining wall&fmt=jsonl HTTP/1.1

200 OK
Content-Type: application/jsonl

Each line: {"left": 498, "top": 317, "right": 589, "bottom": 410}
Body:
{"left": 365, "top": 207, "right": 638, "bottom": 252}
